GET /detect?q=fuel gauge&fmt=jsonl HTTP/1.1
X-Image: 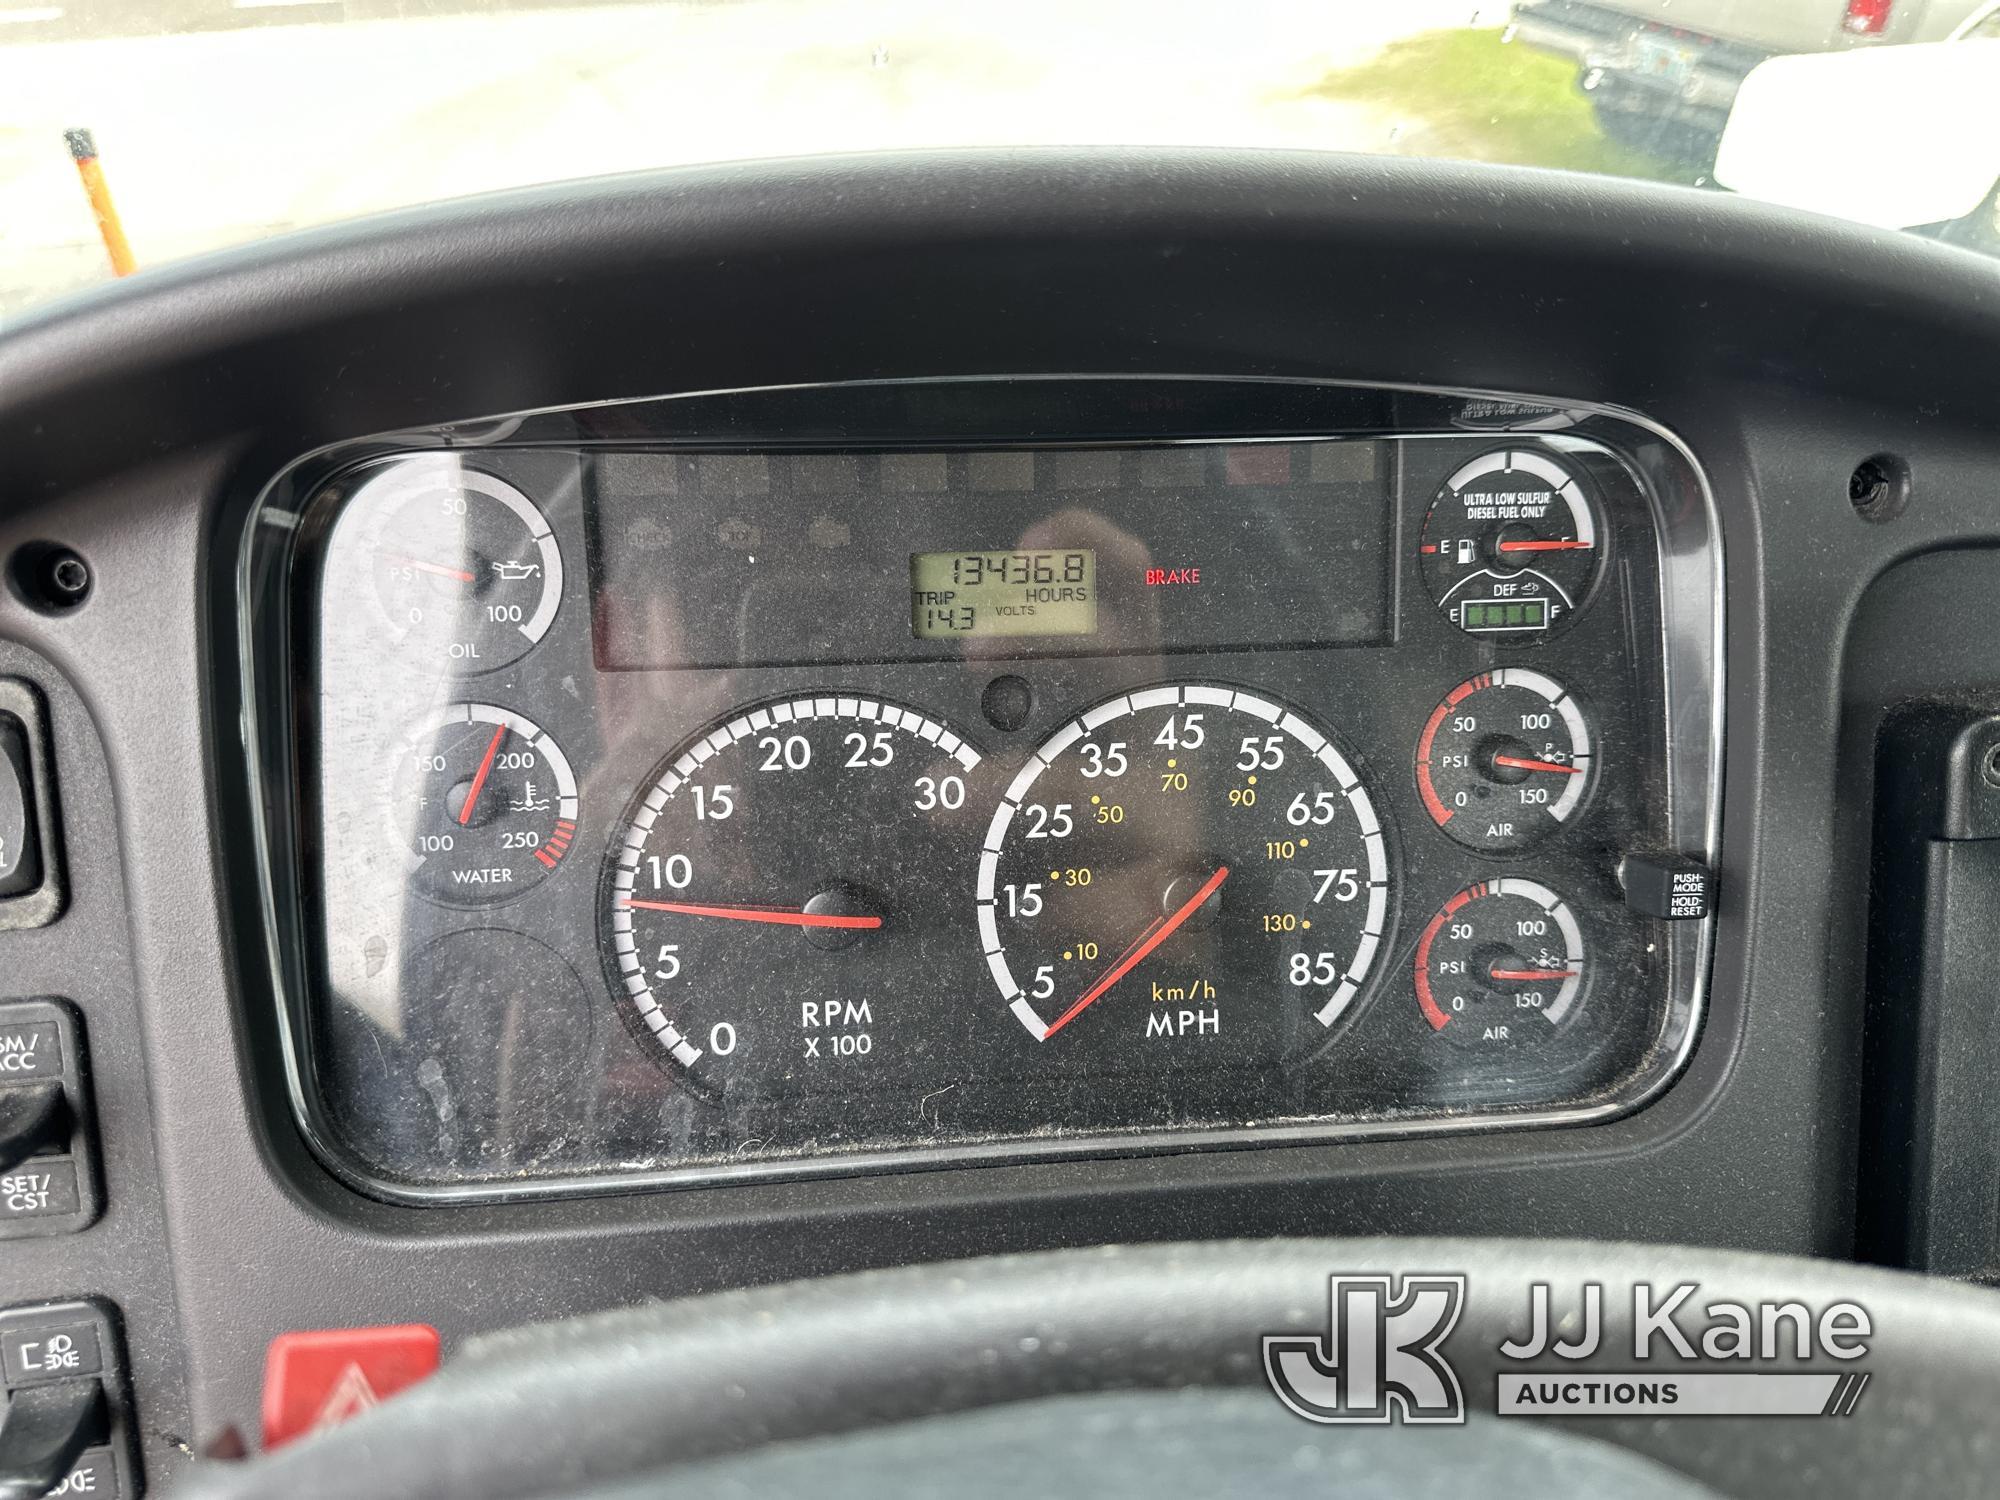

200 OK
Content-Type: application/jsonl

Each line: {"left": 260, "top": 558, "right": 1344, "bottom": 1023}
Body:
{"left": 394, "top": 703, "right": 580, "bottom": 906}
{"left": 1418, "top": 448, "right": 1602, "bottom": 638}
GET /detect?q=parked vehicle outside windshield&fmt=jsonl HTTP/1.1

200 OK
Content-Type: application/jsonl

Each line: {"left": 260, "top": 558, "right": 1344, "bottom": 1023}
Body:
{"left": 3, "top": 0, "right": 1997, "bottom": 320}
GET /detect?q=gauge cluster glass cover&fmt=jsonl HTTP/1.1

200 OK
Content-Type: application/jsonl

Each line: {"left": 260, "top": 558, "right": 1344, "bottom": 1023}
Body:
{"left": 240, "top": 377, "right": 1722, "bottom": 1201}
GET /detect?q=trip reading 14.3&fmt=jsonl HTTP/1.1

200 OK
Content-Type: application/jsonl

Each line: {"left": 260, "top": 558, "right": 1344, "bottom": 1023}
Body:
{"left": 910, "top": 549, "right": 1096, "bottom": 638}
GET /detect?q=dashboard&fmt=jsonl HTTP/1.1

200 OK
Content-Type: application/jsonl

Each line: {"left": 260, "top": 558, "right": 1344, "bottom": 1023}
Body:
{"left": 251, "top": 380, "right": 1717, "bottom": 1197}
{"left": 7, "top": 147, "right": 2000, "bottom": 1490}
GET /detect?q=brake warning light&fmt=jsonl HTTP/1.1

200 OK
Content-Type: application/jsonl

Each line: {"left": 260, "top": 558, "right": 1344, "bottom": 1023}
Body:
{"left": 1145, "top": 567, "right": 1201, "bottom": 586}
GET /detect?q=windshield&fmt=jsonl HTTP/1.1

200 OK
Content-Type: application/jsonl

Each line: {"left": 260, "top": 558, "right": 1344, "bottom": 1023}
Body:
{"left": 6, "top": 0, "right": 1999, "bottom": 319}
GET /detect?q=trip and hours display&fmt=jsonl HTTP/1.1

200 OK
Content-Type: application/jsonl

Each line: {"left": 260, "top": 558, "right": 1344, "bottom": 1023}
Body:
{"left": 910, "top": 549, "right": 1096, "bottom": 638}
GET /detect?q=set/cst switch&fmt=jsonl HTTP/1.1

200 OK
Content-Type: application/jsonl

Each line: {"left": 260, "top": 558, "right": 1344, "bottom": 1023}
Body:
{"left": 0, "top": 1001, "right": 98, "bottom": 1239}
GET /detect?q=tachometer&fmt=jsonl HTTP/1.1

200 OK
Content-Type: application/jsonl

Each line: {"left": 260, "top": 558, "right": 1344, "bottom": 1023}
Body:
{"left": 979, "top": 684, "right": 1392, "bottom": 1062}
{"left": 603, "top": 696, "right": 983, "bottom": 1101}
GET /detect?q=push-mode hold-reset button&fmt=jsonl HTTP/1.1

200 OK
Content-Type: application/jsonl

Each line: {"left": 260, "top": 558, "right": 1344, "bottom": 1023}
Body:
{"left": 1620, "top": 853, "right": 1716, "bottom": 921}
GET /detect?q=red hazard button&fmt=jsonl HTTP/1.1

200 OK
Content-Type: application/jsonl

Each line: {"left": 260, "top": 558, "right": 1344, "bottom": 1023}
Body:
{"left": 261, "top": 1323, "right": 440, "bottom": 1449}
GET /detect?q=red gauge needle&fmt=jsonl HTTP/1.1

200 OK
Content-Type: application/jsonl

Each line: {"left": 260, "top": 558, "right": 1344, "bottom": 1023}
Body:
{"left": 1041, "top": 865, "right": 1230, "bottom": 1040}
{"left": 1492, "top": 754, "right": 1582, "bottom": 776}
{"left": 457, "top": 723, "right": 508, "bottom": 826}
{"left": 385, "top": 552, "right": 476, "bottom": 583}
{"left": 622, "top": 898, "right": 883, "bottom": 930}
{"left": 1488, "top": 967, "right": 1578, "bottom": 983}
{"left": 1497, "top": 539, "right": 1592, "bottom": 553}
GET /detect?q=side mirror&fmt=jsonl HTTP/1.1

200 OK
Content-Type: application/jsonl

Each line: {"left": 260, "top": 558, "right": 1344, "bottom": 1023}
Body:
{"left": 1715, "top": 40, "right": 2000, "bottom": 234}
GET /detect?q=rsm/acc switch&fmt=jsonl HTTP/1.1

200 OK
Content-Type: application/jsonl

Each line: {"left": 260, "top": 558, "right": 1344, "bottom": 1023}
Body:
{"left": 0, "top": 1001, "right": 98, "bottom": 1239}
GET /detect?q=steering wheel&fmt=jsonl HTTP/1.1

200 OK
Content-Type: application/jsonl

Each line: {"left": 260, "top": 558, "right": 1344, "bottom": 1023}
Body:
{"left": 166, "top": 1237, "right": 2000, "bottom": 1499}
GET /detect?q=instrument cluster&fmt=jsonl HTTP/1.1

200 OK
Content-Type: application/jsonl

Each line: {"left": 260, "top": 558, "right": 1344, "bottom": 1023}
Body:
{"left": 247, "top": 378, "right": 1720, "bottom": 1199}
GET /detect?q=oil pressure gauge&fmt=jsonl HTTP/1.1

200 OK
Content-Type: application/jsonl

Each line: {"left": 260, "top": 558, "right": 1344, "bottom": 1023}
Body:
{"left": 359, "top": 456, "right": 565, "bottom": 672}
{"left": 1418, "top": 448, "right": 1602, "bottom": 638}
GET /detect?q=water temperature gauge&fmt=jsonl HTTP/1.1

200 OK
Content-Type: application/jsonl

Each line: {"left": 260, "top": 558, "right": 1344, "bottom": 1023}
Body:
{"left": 394, "top": 703, "right": 580, "bottom": 906}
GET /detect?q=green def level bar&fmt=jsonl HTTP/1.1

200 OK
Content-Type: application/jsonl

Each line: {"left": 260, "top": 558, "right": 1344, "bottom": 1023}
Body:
{"left": 1460, "top": 598, "right": 1550, "bottom": 632}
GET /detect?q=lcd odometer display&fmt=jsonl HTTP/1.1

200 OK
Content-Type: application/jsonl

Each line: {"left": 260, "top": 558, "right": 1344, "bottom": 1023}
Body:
{"left": 588, "top": 441, "right": 1397, "bottom": 669}
{"left": 910, "top": 549, "right": 1095, "bottom": 638}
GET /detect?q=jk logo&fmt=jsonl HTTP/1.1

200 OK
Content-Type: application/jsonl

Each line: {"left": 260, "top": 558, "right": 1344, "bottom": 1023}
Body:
{"left": 1263, "top": 1274, "right": 1467, "bottom": 1425}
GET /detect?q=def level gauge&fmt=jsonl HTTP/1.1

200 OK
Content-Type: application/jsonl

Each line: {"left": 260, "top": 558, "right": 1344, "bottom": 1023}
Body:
{"left": 1419, "top": 449, "right": 1602, "bottom": 639}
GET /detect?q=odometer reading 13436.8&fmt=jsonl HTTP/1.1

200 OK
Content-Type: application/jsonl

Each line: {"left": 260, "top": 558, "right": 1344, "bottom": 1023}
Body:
{"left": 979, "top": 684, "right": 1392, "bottom": 1070}
{"left": 910, "top": 549, "right": 1096, "bottom": 638}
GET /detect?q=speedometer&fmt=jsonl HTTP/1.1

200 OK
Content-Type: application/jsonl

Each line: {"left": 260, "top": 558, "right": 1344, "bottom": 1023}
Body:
{"left": 979, "top": 684, "right": 1393, "bottom": 1063}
